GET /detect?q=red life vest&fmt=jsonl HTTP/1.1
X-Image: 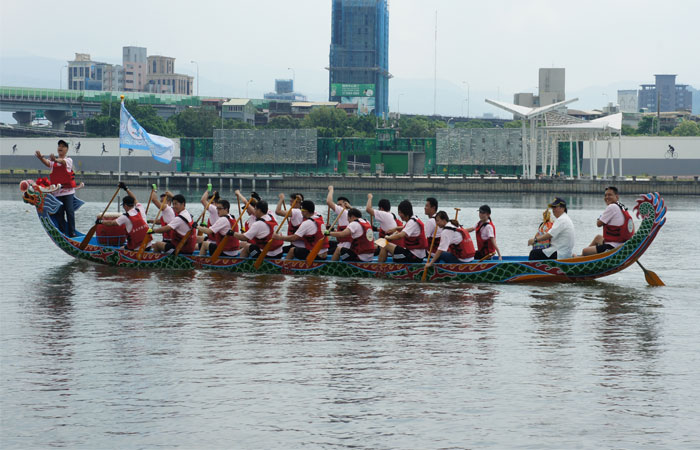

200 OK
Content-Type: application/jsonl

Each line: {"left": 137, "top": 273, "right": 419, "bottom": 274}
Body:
{"left": 444, "top": 224, "right": 476, "bottom": 260}
{"left": 403, "top": 216, "right": 428, "bottom": 250}
{"left": 159, "top": 210, "right": 174, "bottom": 242}
{"left": 287, "top": 211, "right": 302, "bottom": 236}
{"left": 170, "top": 213, "right": 197, "bottom": 254}
{"left": 249, "top": 214, "right": 284, "bottom": 251}
{"left": 49, "top": 161, "right": 77, "bottom": 188}
{"left": 212, "top": 215, "right": 240, "bottom": 252}
{"left": 475, "top": 220, "right": 496, "bottom": 254}
{"left": 378, "top": 213, "right": 405, "bottom": 248}
{"left": 301, "top": 215, "right": 329, "bottom": 251}
{"left": 124, "top": 208, "right": 149, "bottom": 250}
{"left": 428, "top": 216, "right": 441, "bottom": 251}
{"left": 350, "top": 218, "right": 376, "bottom": 255}
{"left": 603, "top": 202, "right": 635, "bottom": 243}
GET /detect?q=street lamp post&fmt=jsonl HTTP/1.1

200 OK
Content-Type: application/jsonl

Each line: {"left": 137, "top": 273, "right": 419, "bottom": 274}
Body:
{"left": 246, "top": 80, "right": 254, "bottom": 98}
{"left": 462, "top": 81, "right": 470, "bottom": 118}
{"left": 191, "top": 60, "right": 199, "bottom": 96}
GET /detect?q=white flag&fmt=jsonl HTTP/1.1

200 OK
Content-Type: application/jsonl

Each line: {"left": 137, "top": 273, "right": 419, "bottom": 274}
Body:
{"left": 119, "top": 102, "right": 174, "bottom": 164}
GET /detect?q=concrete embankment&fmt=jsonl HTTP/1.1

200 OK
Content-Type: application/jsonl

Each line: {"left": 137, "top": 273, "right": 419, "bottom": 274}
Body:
{"left": 2, "top": 170, "right": 699, "bottom": 196}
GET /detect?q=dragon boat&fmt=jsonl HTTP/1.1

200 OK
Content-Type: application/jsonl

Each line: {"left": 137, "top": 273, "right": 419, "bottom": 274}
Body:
{"left": 21, "top": 182, "right": 666, "bottom": 283}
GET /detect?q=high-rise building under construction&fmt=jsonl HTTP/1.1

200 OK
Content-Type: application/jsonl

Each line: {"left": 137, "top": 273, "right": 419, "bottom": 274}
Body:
{"left": 328, "top": 0, "right": 390, "bottom": 118}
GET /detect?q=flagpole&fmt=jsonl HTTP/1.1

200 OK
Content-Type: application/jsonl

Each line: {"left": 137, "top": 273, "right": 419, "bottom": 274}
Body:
{"left": 118, "top": 95, "right": 124, "bottom": 212}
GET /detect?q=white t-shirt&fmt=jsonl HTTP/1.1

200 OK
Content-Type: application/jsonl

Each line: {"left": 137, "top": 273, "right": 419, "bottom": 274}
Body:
{"left": 347, "top": 220, "right": 374, "bottom": 261}
{"left": 402, "top": 217, "right": 426, "bottom": 259}
{"left": 167, "top": 209, "right": 193, "bottom": 237}
{"left": 161, "top": 205, "right": 175, "bottom": 224}
{"left": 543, "top": 212, "right": 575, "bottom": 259}
{"left": 292, "top": 218, "right": 322, "bottom": 248}
{"left": 210, "top": 215, "right": 232, "bottom": 236}
{"left": 424, "top": 216, "right": 442, "bottom": 241}
{"left": 373, "top": 210, "right": 398, "bottom": 233}
{"left": 333, "top": 204, "right": 351, "bottom": 248}
{"left": 115, "top": 203, "right": 146, "bottom": 232}
{"left": 600, "top": 203, "right": 629, "bottom": 248}
{"left": 244, "top": 215, "right": 256, "bottom": 232}
{"left": 244, "top": 214, "right": 282, "bottom": 256}
{"left": 282, "top": 208, "right": 304, "bottom": 230}
{"left": 207, "top": 204, "right": 219, "bottom": 225}
{"left": 49, "top": 158, "right": 75, "bottom": 196}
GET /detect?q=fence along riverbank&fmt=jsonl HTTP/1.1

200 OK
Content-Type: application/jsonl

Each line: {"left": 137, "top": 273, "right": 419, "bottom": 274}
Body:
{"left": 3, "top": 170, "right": 699, "bottom": 195}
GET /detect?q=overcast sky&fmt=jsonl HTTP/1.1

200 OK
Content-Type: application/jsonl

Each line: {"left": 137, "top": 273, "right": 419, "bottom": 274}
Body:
{"left": 1, "top": 0, "right": 698, "bottom": 116}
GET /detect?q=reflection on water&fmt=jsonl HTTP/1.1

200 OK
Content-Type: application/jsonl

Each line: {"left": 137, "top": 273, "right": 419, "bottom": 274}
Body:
{"left": 3, "top": 195, "right": 700, "bottom": 449}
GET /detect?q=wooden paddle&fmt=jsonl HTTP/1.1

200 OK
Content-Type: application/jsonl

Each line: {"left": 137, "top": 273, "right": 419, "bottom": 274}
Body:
{"left": 421, "top": 221, "right": 440, "bottom": 282}
{"left": 79, "top": 185, "right": 121, "bottom": 249}
{"left": 306, "top": 205, "right": 345, "bottom": 266}
{"left": 237, "top": 195, "right": 242, "bottom": 223}
{"left": 254, "top": 198, "right": 299, "bottom": 269}
{"left": 145, "top": 184, "right": 156, "bottom": 215}
{"left": 454, "top": 208, "right": 461, "bottom": 220}
{"left": 210, "top": 196, "right": 254, "bottom": 263}
{"left": 174, "top": 194, "right": 217, "bottom": 256}
{"left": 637, "top": 260, "right": 665, "bottom": 286}
{"left": 136, "top": 191, "right": 168, "bottom": 261}
{"left": 198, "top": 185, "right": 214, "bottom": 237}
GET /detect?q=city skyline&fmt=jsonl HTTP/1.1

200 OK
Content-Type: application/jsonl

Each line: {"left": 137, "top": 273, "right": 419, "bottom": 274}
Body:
{"left": 1, "top": 0, "right": 698, "bottom": 117}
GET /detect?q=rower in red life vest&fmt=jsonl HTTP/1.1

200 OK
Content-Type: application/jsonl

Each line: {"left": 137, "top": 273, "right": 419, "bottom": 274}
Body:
{"left": 272, "top": 200, "right": 329, "bottom": 261}
{"left": 149, "top": 194, "right": 198, "bottom": 254}
{"left": 195, "top": 199, "right": 240, "bottom": 257}
{"left": 232, "top": 200, "right": 284, "bottom": 259}
{"left": 327, "top": 208, "right": 375, "bottom": 262}
{"left": 423, "top": 197, "right": 442, "bottom": 255}
{"left": 326, "top": 185, "right": 352, "bottom": 254}
{"left": 197, "top": 188, "right": 220, "bottom": 247}
{"left": 97, "top": 183, "right": 149, "bottom": 251}
{"left": 581, "top": 186, "right": 635, "bottom": 256}
{"left": 234, "top": 189, "right": 261, "bottom": 234}
{"left": 425, "top": 211, "right": 475, "bottom": 268}
{"left": 275, "top": 192, "right": 304, "bottom": 254}
{"left": 365, "top": 193, "right": 404, "bottom": 250}
{"left": 465, "top": 204, "right": 502, "bottom": 260}
{"left": 149, "top": 190, "right": 175, "bottom": 244}
{"left": 34, "top": 139, "right": 78, "bottom": 237}
{"left": 378, "top": 200, "right": 428, "bottom": 263}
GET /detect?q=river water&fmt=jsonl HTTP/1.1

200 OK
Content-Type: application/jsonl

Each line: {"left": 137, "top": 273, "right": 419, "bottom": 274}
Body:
{"left": 1, "top": 185, "right": 699, "bottom": 449}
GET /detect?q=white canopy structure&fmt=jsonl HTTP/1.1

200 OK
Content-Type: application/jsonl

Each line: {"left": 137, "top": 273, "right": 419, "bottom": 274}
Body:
{"left": 485, "top": 98, "right": 578, "bottom": 179}
{"left": 543, "top": 113, "right": 623, "bottom": 179}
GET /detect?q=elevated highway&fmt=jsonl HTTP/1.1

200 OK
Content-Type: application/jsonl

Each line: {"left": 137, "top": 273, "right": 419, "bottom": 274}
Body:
{"left": 0, "top": 86, "right": 206, "bottom": 130}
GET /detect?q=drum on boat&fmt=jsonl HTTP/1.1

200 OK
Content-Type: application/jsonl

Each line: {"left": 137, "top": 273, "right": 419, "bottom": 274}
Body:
{"left": 96, "top": 212, "right": 126, "bottom": 246}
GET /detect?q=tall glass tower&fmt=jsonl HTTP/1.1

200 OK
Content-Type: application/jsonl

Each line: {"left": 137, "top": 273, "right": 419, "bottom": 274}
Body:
{"left": 329, "top": 0, "right": 390, "bottom": 118}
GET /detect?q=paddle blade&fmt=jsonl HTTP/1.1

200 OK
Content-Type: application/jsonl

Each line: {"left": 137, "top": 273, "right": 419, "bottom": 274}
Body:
{"left": 209, "top": 236, "right": 229, "bottom": 263}
{"left": 253, "top": 245, "right": 269, "bottom": 269}
{"left": 644, "top": 270, "right": 665, "bottom": 286}
{"left": 136, "top": 234, "right": 153, "bottom": 261}
{"left": 79, "top": 225, "right": 98, "bottom": 250}
{"left": 306, "top": 238, "right": 327, "bottom": 266}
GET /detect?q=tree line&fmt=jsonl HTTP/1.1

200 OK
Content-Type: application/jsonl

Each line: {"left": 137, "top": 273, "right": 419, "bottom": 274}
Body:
{"left": 84, "top": 100, "right": 699, "bottom": 138}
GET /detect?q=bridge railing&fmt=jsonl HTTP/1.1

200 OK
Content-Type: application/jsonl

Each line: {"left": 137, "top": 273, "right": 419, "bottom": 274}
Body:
{"left": 0, "top": 86, "right": 204, "bottom": 107}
